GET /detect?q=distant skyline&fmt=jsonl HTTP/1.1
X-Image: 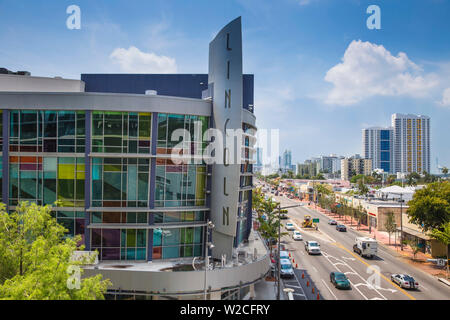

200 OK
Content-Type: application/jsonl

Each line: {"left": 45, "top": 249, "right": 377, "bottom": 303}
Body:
{"left": 1, "top": 0, "right": 449, "bottom": 172}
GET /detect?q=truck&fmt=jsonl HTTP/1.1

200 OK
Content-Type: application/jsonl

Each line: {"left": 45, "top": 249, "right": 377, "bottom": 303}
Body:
{"left": 353, "top": 237, "right": 378, "bottom": 259}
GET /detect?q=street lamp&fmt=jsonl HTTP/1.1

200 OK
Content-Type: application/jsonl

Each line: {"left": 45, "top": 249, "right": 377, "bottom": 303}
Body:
{"left": 204, "top": 220, "right": 215, "bottom": 300}
{"left": 390, "top": 192, "right": 404, "bottom": 251}
{"left": 275, "top": 203, "right": 302, "bottom": 300}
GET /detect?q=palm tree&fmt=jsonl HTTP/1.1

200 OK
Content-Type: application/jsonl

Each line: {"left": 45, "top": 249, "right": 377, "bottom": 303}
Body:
{"left": 430, "top": 222, "right": 450, "bottom": 279}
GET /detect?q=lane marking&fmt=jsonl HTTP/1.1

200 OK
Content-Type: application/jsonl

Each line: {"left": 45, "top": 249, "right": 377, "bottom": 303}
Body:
{"left": 334, "top": 242, "right": 416, "bottom": 300}
{"left": 321, "top": 279, "right": 338, "bottom": 300}
{"left": 312, "top": 266, "right": 318, "bottom": 273}
{"left": 323, "top": 251, "right": 388, "bottom": 300}
{"left": 322, "top": 251, "right": 369, "bottom": 300}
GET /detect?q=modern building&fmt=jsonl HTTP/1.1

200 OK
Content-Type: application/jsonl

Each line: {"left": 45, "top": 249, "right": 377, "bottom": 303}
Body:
{"left": 0, "top": 17, "right": 270, "bottom": 300}
{"left": 392, "top": 113, "right": 431, "bottom": 174}
{"left": 279, "top": 149, "right": 292, "bottom": 173}
{"left": 254, "top": 147, "right": 263, "bottom": 173}
{"left": 341, "top": 156, "right": 373, "bottom": 181}
{"left": 362, "top": 127, "right": 393, "bottom": 174}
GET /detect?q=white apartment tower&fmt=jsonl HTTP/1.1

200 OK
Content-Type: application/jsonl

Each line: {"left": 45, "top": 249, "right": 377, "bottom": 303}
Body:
{"left": 391, "top": 113, "right": 430, "bottom": 174}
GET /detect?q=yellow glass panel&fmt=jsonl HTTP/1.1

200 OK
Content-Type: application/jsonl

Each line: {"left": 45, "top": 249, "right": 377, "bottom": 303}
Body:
{"left": 195, "top": 166, "right": 206, "bottom": 205}
{"left": 58, "top": 164, "right": 75, "bottom": 179}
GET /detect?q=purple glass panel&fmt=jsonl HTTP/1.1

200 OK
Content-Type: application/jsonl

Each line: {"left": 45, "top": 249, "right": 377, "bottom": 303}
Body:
{"left": 20, "top": 164, "right": 37, "bottom": 171}
{"left": 102, "top": 229, "right": 120, "bottom": 247}
{"left": 43, "top": 139, "right": 57, "bottom": 152}
{"left": 101, "top": 248, "right": 120, "bottom": 260}
{"left": 91, "top": 228, "right": 102, "bottom": 246}
{"left": 139, "top": 140, "right": 150, "bottom": 147}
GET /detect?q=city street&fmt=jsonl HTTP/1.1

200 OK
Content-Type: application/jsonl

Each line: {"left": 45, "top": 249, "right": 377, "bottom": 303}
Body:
{"left": 270, "top": 193, "right": 450, "bottom": 300}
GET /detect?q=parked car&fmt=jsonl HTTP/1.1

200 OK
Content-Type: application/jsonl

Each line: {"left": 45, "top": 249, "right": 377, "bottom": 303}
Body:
{"left": 292, "top": 231, "right": 303, "bottom": 241}
{"left": 336, "top": 224, "right": 347, "bottom": 232}
{"left": 280, "top": 259, "right": 295, "bottom": 278}
{"left": 305, "top": 241, "right": 321, "bottom": 255}
{"left": 390, "top": 274, "right": 419, "bottom": 290}
{"left": 328, "top": 219, "right": 337, "bottom": 225}
{"left": 285, "top": 222, "right": 295, "bottom": 231}
{"left": 330, "top": 272, "right": 351, "bottom": 289}
{"left": 279, "top": 250, "right": 290, "bottom": 260}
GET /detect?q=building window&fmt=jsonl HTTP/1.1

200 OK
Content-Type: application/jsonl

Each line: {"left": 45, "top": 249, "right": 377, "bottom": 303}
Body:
{"left": 91, "top": 228, "right": 147, "bottom": 261}
{"left": 91, "top": 211, "right": 148, "bottom": 224}
{"left": 92, "top": 112, "right": 151, "bottom": 154}
{"left": 156, "top": 114, "right": 209, "bottom": 155}
{"left": 52, "top": 211, "right": 86, "bottom": 244}
{"left": 152, "top": 227, "right": 203, "bottom": 260}
{"left": 9, "top": 156, "right": 85, "bottom": 207}
{"left": 153, "top": 211, "right": 205, "bottom": 224}
{"left": 91, "top": 157, "right": 150, "bottom": 208}
{"left": 9, "top": 110, "right": 85, "bottom": 153}
{"left": 155, "top": 161, "right": 207, "bottom": 207}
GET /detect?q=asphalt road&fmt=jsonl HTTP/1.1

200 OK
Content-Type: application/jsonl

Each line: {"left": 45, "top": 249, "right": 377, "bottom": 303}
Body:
{"left": 270, "top": 193, "right": 450, "bottom": 300}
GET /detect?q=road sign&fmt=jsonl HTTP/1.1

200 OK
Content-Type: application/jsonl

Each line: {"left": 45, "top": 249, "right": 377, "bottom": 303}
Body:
{"left": 437, "top": 259, "right": 446, "bottom": 267}
{"left": 313, "top": 218, "right": 319, "bottom": 223}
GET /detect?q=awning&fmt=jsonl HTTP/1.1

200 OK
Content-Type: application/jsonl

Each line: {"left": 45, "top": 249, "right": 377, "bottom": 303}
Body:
{"left": 397, "top": 226, "right": 430, "bottom": 240}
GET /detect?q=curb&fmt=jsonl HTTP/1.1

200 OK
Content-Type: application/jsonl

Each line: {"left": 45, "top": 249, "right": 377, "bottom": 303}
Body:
{"left": 438, "top": 278, "right": 450, "bottom": 286}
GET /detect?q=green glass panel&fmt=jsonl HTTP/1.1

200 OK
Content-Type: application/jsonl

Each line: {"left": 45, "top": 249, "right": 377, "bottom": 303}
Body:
{"left": 137, "top": 229, "right": 146, "bottom": 247}
{"left": 92, "top": 212, "right": 102, "bottom": 223}
{"left": 127, "top": 212, "right": 136, "bottom": 223}
{"left": 127, "top": 229, "right": 136, "bottom": 247}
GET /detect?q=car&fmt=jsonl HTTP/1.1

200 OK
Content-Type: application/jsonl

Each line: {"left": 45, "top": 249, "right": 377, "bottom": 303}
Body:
{"left": 328, "top": 219, "right": 337, "bottom": 225}
{"left": 279, "top": 250, "right": 290, "bottom": 260}
{"left": 304, "top": 241, "right": 321, "bottom": 255}
{"left": 336, "top": 224, "right": 347, "bottom": 232}
{"left": 390, "top": 274, "right": 419, "bottom": 290}
{"left": 280, "top": 212, "right": 289, "bottom": 219}
{"left": 285, "top": 222, "right": 295, "bottom": 231}
{"left": 292, "top": 231, "right": 303, "bottom": 241}
{"left": 330, "top": 272, "right": 351, "bottom": 289}
{"left": 279, "top": 259, "right": 295, "bottom": 278}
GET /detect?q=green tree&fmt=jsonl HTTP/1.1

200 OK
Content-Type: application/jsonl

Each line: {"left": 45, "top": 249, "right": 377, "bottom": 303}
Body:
{"left": 429, "top": 222, "right": 450, "bottom": 279}
{"left": 405, "top": 239, "right": 422, "bottom": 261}
{"left": 385, "top": 212, "right": 397, "bottom": 246}
{"left": 442, "top": 167, "right": 448, "bottom": 175}
{"left": 357, "top": 179, "right": 369, "bottom": 196}
{"left": 0, "top": 202, "right": 111, "bottom": 300}
{"left": 407, "top": 181, "right": 450, "bottom": 232}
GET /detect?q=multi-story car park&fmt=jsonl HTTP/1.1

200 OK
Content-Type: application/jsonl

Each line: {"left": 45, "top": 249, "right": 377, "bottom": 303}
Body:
{"left": 0, "top": 17, "right": 270, "bottom": 300}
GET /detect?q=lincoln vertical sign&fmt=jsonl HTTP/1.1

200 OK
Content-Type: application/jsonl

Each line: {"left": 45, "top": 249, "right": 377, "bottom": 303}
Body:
{"left": 208, "top": 17, "right": 243, "bottom": 259}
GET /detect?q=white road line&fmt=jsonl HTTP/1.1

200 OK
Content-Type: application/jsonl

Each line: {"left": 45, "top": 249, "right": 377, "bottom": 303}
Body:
{"left": 321, "top": 279, "right": 338, "bottom": 300}
{"left": 312, "top": 266, "right": 318, "bottom": 273}
{"left": 293, "top": 293, "right": 306, "bottom": 297}
{"left": 325, "top": 252, "right": 388, "bottom": 300}
{"left": 285, "top": 284, "right": 302, "bottom": 289}
{"left": 322, "top": 251, "right": 369, "bottom": 300}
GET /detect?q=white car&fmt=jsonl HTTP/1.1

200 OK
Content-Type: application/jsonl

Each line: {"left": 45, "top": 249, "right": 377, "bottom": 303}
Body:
{"left": 390, "top": 274, "right": 419, "bottom": 290}
{"left": 292, "top": 231, "right": 303, "bottom": 241}
{"left": 305, "top": 241, "right": 321, "bottom": 255}
{"left": 279, "top": 259, "right": 295, "bottom": 278}
{"left": 285, "top": 222, "right": 295, "bottom": 231}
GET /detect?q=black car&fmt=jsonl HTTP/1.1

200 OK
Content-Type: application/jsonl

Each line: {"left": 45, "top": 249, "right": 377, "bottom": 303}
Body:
{"left": 336, "top": 224, "right": 347, "bottom": 232}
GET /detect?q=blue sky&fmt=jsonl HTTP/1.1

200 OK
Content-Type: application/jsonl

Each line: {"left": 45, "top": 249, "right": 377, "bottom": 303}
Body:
{"left": 1, "top": 0, "right": 449, "bottom": 172}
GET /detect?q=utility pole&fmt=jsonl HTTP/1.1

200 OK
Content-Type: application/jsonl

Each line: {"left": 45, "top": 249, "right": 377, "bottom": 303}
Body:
{"left": 275, "top": 203, "right": 302, "bottom": 300}
{"left": 400, "top": 193, "right": 403, "bottom": 251}
{"left": 276, "top": 203, "right": 281, "bottom": 300}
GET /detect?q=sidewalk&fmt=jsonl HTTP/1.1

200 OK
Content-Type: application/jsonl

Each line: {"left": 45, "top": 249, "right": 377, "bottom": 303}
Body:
{"left": 253, "top": 277, "right": 286, "bottom": 300}
{"left": 305, "top": 202, "right": 449, "bottom": 279}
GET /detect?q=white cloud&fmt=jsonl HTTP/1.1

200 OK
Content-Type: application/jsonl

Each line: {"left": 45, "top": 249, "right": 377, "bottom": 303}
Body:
{"left": 324, "top": 40, "right": 439, "bottom": 105}
{"left": 438, "top": 87, "right": 450, "bottom": 107}
{"left": 110, "top": 46, "right": 177, "bottom": 73}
